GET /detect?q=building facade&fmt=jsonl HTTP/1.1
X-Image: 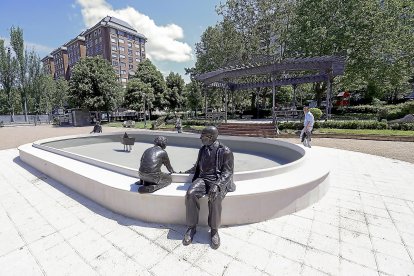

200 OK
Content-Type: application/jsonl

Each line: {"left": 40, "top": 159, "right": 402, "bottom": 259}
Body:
{"left": 41, "top": 55, "right": 55, "bottom": 77}
{"left": 64, "top": 33, "right": 86, "bottom": 79}
{"left": 43, "top": 16, "right": 146, "bottom": 84}
{"left": 51, "top": 47, "right": 69, "bottom": 80}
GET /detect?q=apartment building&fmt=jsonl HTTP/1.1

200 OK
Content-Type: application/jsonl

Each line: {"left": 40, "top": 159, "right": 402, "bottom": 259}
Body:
{"left": 83, "top": 16, "right": 147, "bottom": 84}
{"left": 51, "top": 46, "right": 69, "bottom": 80}
{"left": 43, "top": 16, "right": 146, "bottom": 84}
{"left": 64, "top": 32, "right": 86, "bottom": 78}
{"left": 41, "top": 55, "right": 55, "bottom": 76}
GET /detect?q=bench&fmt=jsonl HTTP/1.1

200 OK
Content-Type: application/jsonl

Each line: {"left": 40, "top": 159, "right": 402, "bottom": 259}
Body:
{"left": 123, "top": 120, "right": 135, "bottom": 128}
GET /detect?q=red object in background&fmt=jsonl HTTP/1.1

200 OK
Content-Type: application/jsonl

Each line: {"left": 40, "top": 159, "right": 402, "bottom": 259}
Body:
{"left": 334, "top": 91, "right": 350, "bottom": 107}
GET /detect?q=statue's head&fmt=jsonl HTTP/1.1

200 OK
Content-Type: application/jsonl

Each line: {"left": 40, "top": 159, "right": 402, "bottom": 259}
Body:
{"left": 200, "top": 126, "right": 218, "bottom": 146}
{"left": 154, "top": 136, "right": 168, "bottom": 149}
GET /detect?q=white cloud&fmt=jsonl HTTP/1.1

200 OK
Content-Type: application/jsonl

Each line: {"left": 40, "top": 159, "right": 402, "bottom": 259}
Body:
{"left": 76, "top": 0, "right": 193, "bottom": 63}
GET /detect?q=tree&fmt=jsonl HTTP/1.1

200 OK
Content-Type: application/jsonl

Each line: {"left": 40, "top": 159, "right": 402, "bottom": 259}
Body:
{"left": 287, "top": 0, "right": 414, "bottom": 103}
{"left": 124, "top": 78, "right": 154, "bottom": 112}
{"left": 164, "top": 72, "right": 185, "bottom": 111}
{"left": 0, "top": 39, "right": 18, "bottom": 121}
{"left": 68, "top": 56, "right": 122, "bottom": 112}
{"left": 184, "top": 81, "right": 203, "bottom": 116}
{"left": 54, "top": 78, "right": 69, "bottom": 109}
{"left": 10, "top": 26, "right": 31, "bottom": 121}
{"left": 132, "top": 59, "right": 166, "bottom": 112}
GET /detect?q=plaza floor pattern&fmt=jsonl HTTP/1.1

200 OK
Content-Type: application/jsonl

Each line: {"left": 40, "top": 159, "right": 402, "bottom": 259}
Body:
{"left": 0, "top": 146, "right": 413, "bottom": 275}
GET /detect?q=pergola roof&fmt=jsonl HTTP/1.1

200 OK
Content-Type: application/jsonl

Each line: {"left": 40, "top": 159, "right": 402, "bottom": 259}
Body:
{"left": 195, "top": 56, "right": 346, "bottom": 90}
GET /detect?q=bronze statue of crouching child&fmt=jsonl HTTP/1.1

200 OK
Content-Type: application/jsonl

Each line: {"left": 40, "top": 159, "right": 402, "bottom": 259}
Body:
{"left": 138, "top": 136, "right": 175, "bottom": 193}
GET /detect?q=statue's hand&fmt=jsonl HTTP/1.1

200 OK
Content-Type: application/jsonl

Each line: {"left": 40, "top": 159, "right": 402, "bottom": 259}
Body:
{"left": 208, "top": 185, "right": 219, "bottom": 201}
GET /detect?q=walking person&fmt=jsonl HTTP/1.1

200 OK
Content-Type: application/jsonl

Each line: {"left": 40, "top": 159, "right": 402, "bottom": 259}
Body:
{"left": 300, "top": 106, "right": 314, "bottom": 148}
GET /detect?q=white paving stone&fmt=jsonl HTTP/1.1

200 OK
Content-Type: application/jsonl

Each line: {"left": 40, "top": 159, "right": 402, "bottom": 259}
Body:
{"left": 1, "top": 145, "right": 414, "bottom": 275}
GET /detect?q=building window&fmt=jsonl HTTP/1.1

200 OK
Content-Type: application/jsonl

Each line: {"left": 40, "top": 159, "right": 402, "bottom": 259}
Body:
{"left": 112, "top": 61, "right": 118, "bottom": 66}
{"left": 128, "top": 42, "right": 132, "bottom": 48}
{"left": 120, "top": 54, "right": 125, "bottom": 59}
{"left": 121, "top": 78, "right": 127, "bottom": 83}
{"left": 119, "top": 46, "right": 125, "bottom": 52}
{"left": 120, "top": 62, "right": 126, "bottom": 67}
{"left": 135, "top": 51, "right": 140, "bottom": 56}
{"left": 98, "top": 29, "right": 101, "bottom": 34}
{"left": 111, "top": 37, "right": 116, "bottom": 43}
{"left": 128, "top": 57, "right": 133, "bottom": 63}
{"left": 112, "top": 54, "right": 118, "bottom": 58}
{"left": 111, "top": 45, "right": 117, "bottom": 51}
{"left": 129, "top": 64, "right": 134, "bottom": 69}
{"left": 119, "top": 38, "right": 125, "bottom": 44}
{"left": 135, "top": 58, "right": 140, "bottom": 62}
{"left": 128, "top": 49, "right": 133, "bottom": 56}
{"left": 121, "top": 70, "right": 126, "bottom": 75}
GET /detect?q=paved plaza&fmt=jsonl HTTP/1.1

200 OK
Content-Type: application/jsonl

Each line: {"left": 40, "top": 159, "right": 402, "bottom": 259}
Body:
{"left": 0, "top": 126, "right": 414, "bottom": 275}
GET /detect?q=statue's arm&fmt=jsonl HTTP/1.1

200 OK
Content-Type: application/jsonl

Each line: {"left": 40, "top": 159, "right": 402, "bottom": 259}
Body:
{"left": 162, "top": 152, "right": 175, "bottom": 173}
{"left": 217, "top": 149, "right": 234, "bottom": 191}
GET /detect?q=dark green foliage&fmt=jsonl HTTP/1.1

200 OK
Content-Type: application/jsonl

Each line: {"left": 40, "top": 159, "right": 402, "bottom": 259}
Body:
{"left": 68, "top": 56, "right": 122, "bottom": 111}
{"left": 388, "top": 123, "right": 414, "bottom": 131}
{"left": 344, "top": 105, "right": 382, "bottom": 114}
{"left": 309, "top": 108, "right": 322, "bottom": 120}
{"left": 131, "top": 59, "right": 166, "bottom": 111}
{"left": 124, "top": 78, "right": 154, "bottom": 111}
{"left": 165, "top": 72, "right": 185, "bottom": 111}
{"left": 377, "top": 101, "right": 414, "bottom": 120}
{"left": 320, "top": 120, "right": 388, "bottom": 130}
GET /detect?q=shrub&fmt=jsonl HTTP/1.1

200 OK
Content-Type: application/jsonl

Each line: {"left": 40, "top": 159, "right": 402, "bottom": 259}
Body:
{"left": 277, "top": 121, "right": 303, "bottom": 130}
{"left": 388, "top": 123, "right": 414, "bottom": 131}
{"left": 344, "top": 105, "right": 381, "bottom": 114}
{"left": 319, "top": 120, "right": 387, "bottom": 130}
{"left": 309, "top": 108, "right": 322, "bottom": 120}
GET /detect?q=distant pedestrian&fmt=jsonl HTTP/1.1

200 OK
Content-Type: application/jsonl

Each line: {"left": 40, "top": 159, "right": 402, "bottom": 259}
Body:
{"left": 90, "top": 121, "right": 102, "bottom": 134}
{"left": 175, "top": 116, "right": 182, "bottom": 133}
{"left": 300, "top": 106, "right": 314, "bottom": 148}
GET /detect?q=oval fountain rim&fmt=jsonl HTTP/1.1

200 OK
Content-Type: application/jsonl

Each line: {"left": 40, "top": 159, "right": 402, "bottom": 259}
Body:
{"left": 32, "top": 131, "right": 306, "bottom": 182}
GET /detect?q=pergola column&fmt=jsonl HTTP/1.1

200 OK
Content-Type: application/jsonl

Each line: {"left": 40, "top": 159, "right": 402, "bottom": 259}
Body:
{"left": 204, "top": 86, "right": 208, "bottom": 119}
{"left": 224, "top": 87, "right": 228, "bottom": 123}
{"left": 292, "top": 84, "right": 297, "bottom": 108}
{"left": 272, "top": 75, "right": 276, "bottom": 125}
{"left": 325, "top": 73, "right": 333, "bottom": 120}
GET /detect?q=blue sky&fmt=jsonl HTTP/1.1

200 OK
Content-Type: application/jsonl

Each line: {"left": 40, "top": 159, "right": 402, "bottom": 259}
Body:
{"left": 0, "top": 0, "right": 222, "bottom": 82}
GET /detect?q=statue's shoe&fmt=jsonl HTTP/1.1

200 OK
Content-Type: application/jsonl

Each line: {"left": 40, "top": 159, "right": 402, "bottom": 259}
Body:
{"left": 138, "top": 185, "right": 156, "bottom": 193}
{"left": 210, "top": 229, "right": 220, "bottom": 249}
{"left": 182, "top": 227, "right": 196, "bottom": 246}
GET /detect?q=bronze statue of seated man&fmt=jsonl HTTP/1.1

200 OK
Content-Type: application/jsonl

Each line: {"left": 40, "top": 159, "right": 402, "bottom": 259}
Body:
{"left": 138, "top": 136, "right": 175, "bottom": 193}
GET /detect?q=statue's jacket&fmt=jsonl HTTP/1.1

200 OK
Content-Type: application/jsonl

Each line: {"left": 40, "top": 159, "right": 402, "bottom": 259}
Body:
{"left": 192, "top": 142, "right": 236, "bottom": 196}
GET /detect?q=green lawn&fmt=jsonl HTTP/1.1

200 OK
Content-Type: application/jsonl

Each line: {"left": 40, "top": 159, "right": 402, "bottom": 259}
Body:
{"left": 317, "top": 128, "right": 414, "bottom": 136}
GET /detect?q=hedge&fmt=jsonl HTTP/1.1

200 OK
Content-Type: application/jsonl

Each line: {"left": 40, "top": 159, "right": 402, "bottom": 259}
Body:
{"left": 277, "top": 120, "right": 388, "bottom": 130}
{"left": 388, "top": 123, "right": 414, "bottom": 131}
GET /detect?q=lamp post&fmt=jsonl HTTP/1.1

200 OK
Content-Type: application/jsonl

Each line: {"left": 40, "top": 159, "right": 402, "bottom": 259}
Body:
{"left": 143, "top": 93, "right": 146, "bottom": 128}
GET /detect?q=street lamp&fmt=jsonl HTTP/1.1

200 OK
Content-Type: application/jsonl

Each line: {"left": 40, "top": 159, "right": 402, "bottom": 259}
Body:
{"left": 143, "top": 93, "right": 146, "bottom": 128}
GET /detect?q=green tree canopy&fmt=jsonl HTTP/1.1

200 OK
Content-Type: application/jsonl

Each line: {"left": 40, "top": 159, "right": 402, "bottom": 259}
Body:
{"left": 68, "top": 56, "right": 122, "bottom": 111}
{"left": 124, "top": 78, "right": 155, "bottom": 112}
{"left": 164, "top": 72, "right": 185, "bottom": 111}
{"left": 0, "top": 36, "right": 18, "bottom": 120}
{"left": 184, "top": 81, "right": 203, "bottom": 114}
{"left": 132, "top": 59, "right": 166, "bottom": 110}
